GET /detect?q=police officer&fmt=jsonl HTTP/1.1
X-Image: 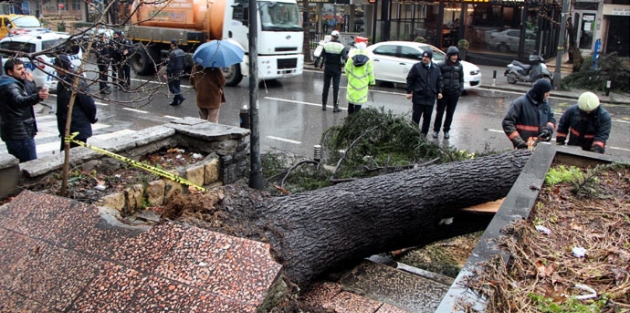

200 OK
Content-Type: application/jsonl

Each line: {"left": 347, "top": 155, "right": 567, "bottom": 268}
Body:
{"left": 113, "top": 31, "right": 132, "bottom": 90}
{"left": 95, "top": 33, "right": 112, "bottom": 94}
{"left": 320, "top": 30, "right": 347, "bottom": 112}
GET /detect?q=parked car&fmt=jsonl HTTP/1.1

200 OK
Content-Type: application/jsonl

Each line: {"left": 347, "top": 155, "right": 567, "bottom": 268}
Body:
{"left": 0, "top": 14, "right": 49, "bottom": 39}
{"left": 487, "top": 29, "right": 536, "bottom": 53}
{"left": 0, "top": 31, "right": 82, "bottom": 92}
{"left": 365, "top": 41, "right": 481, "bottom": 90}
{"left": 76, "top": 27, "right": 116, "bottom": 51}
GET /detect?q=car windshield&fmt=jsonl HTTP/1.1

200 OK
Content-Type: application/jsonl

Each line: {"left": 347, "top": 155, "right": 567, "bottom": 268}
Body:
{"left": 10, "top": 16, "right": 41, "bottom": 28}
{"left": 260, "top": 2, "right": 302, "bottom": 31}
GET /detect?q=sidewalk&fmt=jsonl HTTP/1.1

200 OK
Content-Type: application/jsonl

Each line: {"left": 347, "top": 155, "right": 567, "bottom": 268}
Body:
{"left": 305, "top": 62, "right": 630, "bottom": 105}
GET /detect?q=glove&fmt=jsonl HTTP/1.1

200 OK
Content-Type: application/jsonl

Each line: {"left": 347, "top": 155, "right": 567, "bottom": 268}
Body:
{"left": 512, "top": 137, "right": 528, "bottom": 150}
{"left": 556, "top": 138, "right": 565, "bottom": 146}
{"left": 539, "top": 127, "right": 552, "bottom": 141}
{"left": 591, "top": 145, "right": 604, "bottom": 154}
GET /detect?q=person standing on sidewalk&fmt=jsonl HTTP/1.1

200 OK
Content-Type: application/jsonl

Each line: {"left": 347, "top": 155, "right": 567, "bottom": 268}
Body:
{"left": 556, "top": 91, "right": 611, "bottom": 153}
{"left": 54, "top": 54, "right": 98, "bottom": 151}
{"left": 0, "top": 59, "right": 49, "bottom": 162}
{"left": 320, "top": 30, "right": 347, "bottom": 113}
{"left": 345, "top": 42, "right": 375, "bottom": 115}
{"left": 164, "top": 39, "right": 186, "bottom": 106}
{"left": 502, "top": 79, "right": 555, "bottom": 149}
{"left": 406, "top": 50, "right": 443, "bottom": 136}
{"left": 432, "top": 46, "right": 463, "bottom": 139}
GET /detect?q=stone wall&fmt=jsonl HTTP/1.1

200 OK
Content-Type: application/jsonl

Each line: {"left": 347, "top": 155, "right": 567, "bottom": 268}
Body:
{"left": 0, "top": 119, "right": 250, "bottom": 201}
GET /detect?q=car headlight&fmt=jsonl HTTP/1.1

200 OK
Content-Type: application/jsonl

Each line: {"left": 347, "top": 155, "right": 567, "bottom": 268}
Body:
{"left": 470, "top": 70, "right": 479, "bottom": 75}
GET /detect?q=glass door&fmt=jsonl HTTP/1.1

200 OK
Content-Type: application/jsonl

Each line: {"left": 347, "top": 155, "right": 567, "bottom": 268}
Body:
{"left": 578, "top": 12, "right": 596, "bottom": 50}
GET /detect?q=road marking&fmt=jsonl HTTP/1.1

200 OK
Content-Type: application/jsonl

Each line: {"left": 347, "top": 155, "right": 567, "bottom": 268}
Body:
{"left": 162, "top": 115, "right": 182, "bottom": 120}
{"left": 266, "top": 136, "right": 301, "bottom": 144}
{"left": 609, "top": 146, "right": 630, "bottom": 152}
{"left": 265, "top": 97, "right": 319, "bottom": 106}
{"left": 130, "top": 77, "right": 193, "bottom": 88}
{"left": 488, "top": 128, "right": 503, "bottom": 133}
{"left": 264, "top": 97, "right": 348, "bottom": 111}
{"left": 95, "top": 101, "right": 109, "bottom": 106}
{"left": 123, "top": 108, "right": 148, "bottom": 114}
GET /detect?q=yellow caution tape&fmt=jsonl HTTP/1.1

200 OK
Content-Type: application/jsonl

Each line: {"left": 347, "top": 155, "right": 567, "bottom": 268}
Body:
{"left": 65, "top": 132, "right": 206, "bottom": 192}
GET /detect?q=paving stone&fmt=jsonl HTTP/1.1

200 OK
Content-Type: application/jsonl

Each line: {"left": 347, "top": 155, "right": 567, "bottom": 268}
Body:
{"left": 340, "top": 261, "right": 450, "bottom": 313}
{"left": 0, "top": 287, "right": 44, "bottom": 312}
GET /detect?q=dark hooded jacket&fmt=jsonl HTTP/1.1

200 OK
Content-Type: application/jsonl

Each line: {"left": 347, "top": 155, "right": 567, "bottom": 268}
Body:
{"left": 56, "top": 75, "right": 98, "bottom": 140}
{"left": 437, "top": 46, "right": 464, "bottom": 95}
{"left": 0, "top": 75, "right": 41, "bottom": 141}
{"left": 556, "top": 104, "right": 611, "bottom": 152}
{"left": 502, "top": 79, "right": 556, "bottom": 145}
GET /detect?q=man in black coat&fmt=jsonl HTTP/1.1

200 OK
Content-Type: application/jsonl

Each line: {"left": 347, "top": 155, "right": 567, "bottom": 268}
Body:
{"left": 433, "top": 46, "right": 464, "bottom": 139}
{"left": 113, "top": 31, "right": 132, "bottom": 90}
{"left": 406, "top": 50, "right": 443, "bottom": 136}
{"left": 0, "top": 59, "right": 49, "bottom": 162}
{"left": 54, "top": 54, "right": 98, "bottom": 151}
{"left": 164, "top": 39, "right": 186, "bottom": 106}
{"left": 95, "top": 33, "right": 112, "bottom": 94}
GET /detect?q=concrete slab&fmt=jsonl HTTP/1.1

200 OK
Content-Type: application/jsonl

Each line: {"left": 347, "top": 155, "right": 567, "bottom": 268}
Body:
{"left": 340, "top": 261, "right": 450, "bottom": 313}
{"left": 0, "top": 190, "right": 283, "bottom": 312}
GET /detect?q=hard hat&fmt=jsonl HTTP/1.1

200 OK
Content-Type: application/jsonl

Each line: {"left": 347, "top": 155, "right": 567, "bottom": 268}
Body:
{"left": 578, "top": 91, "right": 600, "bottom": 112}
{"left": 331, "top": 30, "right": 340, "bottom": 38}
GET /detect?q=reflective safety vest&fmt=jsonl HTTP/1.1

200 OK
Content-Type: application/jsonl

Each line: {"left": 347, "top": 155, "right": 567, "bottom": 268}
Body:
{"left": 345, "top": 51, "right": 375, "bottom": 105}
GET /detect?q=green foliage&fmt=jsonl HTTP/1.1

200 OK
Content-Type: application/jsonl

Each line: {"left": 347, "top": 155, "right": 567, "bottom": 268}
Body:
{"left": 544, "top": 165, "right": 583, "bottom": 186}
{"left": 528, "top": 293, "right": 608, "bottom": 313}
{"left": 320, "top": 108, "right": 477, "bottom": 179}
{"left": 414, "top": 36, "right": 426, "bottom": 43}
{"left": 457, "top": 39, "right": 469, "bottom": 50}
{"left": 261, "top": 108, "right": 491, "bottom": 195}
{"left": 562, "top": 54, "right": 630, "bottom": 93}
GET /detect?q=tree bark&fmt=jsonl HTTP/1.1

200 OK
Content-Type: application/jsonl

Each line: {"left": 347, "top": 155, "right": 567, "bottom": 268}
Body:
{"left": 167, "top": 150, "right": 531, "bottom": 288}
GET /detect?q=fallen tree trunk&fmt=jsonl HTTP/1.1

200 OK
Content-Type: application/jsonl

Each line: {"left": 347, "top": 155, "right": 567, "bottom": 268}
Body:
{"left": 166, "top": 150, "right": 531, "bottom": 287}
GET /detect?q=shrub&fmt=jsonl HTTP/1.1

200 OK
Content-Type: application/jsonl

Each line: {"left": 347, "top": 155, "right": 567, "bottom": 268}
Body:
{"left": 457, "top": 39, "right": 469, "bottom": 50}
{"left": 562, "top": 53, "right": 630, "bottom": 93}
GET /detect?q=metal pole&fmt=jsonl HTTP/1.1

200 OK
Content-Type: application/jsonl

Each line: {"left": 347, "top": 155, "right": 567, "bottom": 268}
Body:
{"left": 248, "top": 0, "right": 263, "bottom": 189}
{"left": 553, "top": 0, "right": 570, "bottom": 90}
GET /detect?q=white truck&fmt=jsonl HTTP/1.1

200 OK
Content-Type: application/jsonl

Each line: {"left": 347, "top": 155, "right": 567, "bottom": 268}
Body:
{"left": 127, "top": 0, "right": 304, "bottom": 86}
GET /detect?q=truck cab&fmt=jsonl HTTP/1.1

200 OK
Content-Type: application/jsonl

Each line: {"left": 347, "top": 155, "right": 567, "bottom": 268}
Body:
{"left": 226, "top": 0, "right": 304, "bottom": 85}
{"left": 126, "top": 0, "right": 303, "bottom": 86}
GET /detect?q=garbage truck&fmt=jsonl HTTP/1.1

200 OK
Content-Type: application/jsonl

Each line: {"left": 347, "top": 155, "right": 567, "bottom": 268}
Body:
{"left": 126, "top": 0, "right": 304, "bottom": 86}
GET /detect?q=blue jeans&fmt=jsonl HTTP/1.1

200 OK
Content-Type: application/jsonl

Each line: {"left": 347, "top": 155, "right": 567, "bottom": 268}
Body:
{"left": 4, "top": 138, "right": 37, "bottom": 162}
{"left": 168, "top": 75, "right": 184, "bottom": 103}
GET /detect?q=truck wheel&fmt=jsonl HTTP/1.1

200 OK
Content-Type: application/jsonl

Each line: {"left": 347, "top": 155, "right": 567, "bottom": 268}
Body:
{"left": 223, "top": 64, "right": 243, "bottom": 87}
{"left": 506, "top": 73, "right": 517, "bottom": 84}
{"left": 131, "top": 46, "right": 158, "bottom": 76}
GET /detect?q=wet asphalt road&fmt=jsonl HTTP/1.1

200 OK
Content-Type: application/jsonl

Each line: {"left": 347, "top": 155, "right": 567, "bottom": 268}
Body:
{"left": 73, "top": 67, "right": 630, "bottom": 160}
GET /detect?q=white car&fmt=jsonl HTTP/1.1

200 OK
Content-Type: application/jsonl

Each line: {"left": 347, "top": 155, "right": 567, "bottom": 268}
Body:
{"left": 0, "top": 31, "right": 82, "bottom": 92}
{"left": 365, "top": 41, "right": 481, "bottom": 90}
{"left": 487, "top": 29, "right": 536, "bottom": 53}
